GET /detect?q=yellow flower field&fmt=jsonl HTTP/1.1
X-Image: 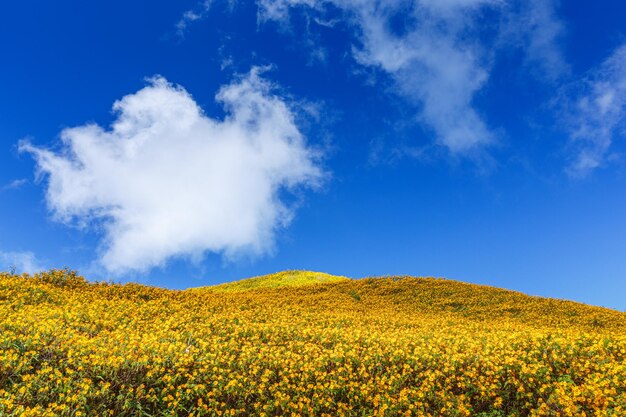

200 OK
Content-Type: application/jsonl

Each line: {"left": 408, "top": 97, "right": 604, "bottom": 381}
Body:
{"left": 0, "top": 269, "right": 625, "bottom": 416}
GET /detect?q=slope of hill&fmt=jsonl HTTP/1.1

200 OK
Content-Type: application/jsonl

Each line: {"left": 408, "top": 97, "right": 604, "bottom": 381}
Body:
{"left": 0, "top": 269, "right": 625, "bottom": 417}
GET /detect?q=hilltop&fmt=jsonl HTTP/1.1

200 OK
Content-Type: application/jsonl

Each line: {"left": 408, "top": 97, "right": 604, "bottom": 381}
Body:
{"left": 0, "top": 269, "right": 625, "bottom": 416}
{"left": 192, "top": 270, "right": 349, "bottom": 293}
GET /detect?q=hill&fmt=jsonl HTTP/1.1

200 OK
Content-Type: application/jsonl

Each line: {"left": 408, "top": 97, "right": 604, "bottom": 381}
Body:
{"left": 0, "top": 269, "right": 625, "bottom": 416}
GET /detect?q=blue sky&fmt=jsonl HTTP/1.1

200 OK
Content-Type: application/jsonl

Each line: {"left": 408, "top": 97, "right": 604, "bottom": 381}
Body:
{"left": 1, "top": 0, "right": 626, "bottom": 310}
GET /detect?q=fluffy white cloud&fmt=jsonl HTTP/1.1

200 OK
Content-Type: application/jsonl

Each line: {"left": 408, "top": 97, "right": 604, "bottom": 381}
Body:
{"left": 558, "top": 44, "right": 626, "bottom": 176}
{"left": 0, "top": 251, "right": 45, "bottom": 274}
{"left": 21, "top": 69, "right": 323, "bottom": 273}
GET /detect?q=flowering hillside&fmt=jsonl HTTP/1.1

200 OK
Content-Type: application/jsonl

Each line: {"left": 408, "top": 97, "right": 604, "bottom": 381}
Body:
{"left": 0, "top": 269, "right": 625, "bottom": 416}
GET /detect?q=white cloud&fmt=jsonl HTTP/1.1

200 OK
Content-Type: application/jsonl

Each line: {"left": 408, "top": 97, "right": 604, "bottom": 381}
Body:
{"left": 175, "top": 0, "right": 213, "bottom": 37}
{"left": 1, "top": 178, "right": 28, "bottom": 191}
{"left": 346, "top": 0, "right": 496, "bottom": 153}
{"left": 21, "top": 69, "right": 324, "bottom": 273}
{"left": 500, "top": 0, "right": 568, "bottom": 81}
{"left": 257, "top": 0, "right": 567, "bottom": 154}
{"left": 0, "top": 251, "right": 45, "bottom": 274}
{"left": 257, "top": 0, "right": 319, "bottom": 23}
{"left": 558, "top": 44, "right": 626, "bottom": 176}
{"left": 259, "top": 0, "right": 499, "bottom": 153}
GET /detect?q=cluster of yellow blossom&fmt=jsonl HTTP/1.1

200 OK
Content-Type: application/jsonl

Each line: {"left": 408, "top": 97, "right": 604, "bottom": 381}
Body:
{"left": 0, "top": 269, "right": 624, "bottom": 416}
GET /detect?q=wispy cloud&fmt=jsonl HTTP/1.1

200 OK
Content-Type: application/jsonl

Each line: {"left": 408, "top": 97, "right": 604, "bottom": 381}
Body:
{"left": 257, "top": 0, "right": 318, "bottom": 23}
{"left": 1, "top": 178, "right": 28, "bottom": 191}
{"left": 21, "top": 68, "right": 324, "bottom": 274}
{"left": 557, "top": 43, "right": 626, "bottom": 176}
{"left": 0, "top": 251, "right": 45, "bottom": 274}
{"left": 256, "top": 0, "right": 567, "bottom": 156}
{"left": 175, "top": 0, "right": 213, "bottom": 38}
{"left": 500, "top": 0, "right": 569, "bottom": 81}
{"left": 350, "top": 0, "right": 499, "bottom": 153}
